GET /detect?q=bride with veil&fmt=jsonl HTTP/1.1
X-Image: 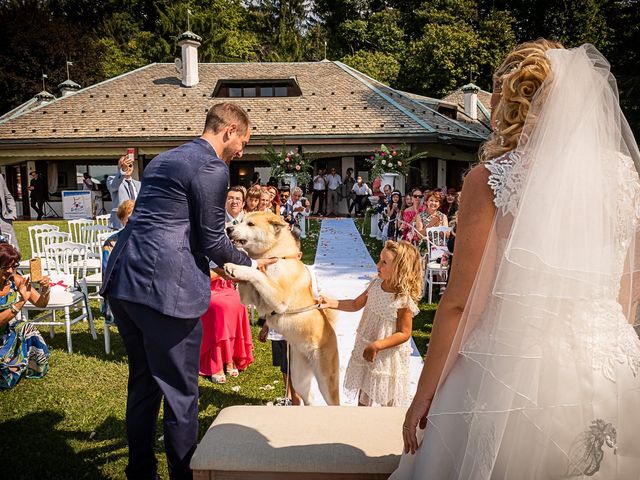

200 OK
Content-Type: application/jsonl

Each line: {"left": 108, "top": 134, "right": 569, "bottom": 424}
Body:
{"left": 391, "top": 39, "right": 640, "bottom": 479}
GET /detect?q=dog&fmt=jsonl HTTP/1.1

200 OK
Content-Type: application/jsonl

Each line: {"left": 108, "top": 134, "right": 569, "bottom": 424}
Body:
{"left": 224, "top": 211, "right": 340, "bottom": 406}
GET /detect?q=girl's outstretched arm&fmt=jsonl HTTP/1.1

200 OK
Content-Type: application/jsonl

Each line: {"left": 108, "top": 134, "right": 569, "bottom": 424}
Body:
{"left": 319, "top": 288, "right": 368, "bottom": 312}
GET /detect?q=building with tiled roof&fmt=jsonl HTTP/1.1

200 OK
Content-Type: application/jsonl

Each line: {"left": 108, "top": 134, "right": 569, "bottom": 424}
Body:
{"left": 0, "top": 33, "right": 489, "bottom": 217}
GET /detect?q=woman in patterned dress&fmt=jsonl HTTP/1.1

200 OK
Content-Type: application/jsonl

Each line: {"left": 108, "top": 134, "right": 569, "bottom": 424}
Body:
{"left": 415, "top": 192, "right": 448, "bottom": 237}
{"left": 0, "top": 242, "right": 51, "bottom": 389}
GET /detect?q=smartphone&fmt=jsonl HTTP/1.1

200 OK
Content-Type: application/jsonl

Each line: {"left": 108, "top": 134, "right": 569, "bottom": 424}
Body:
{"left": 30, "top": 257, "right": 42, "bottom": 284}
{"left": 301, "top": 198, "right": 307, "bottom": 207}
{"left": 127, "top": 148, "right": 135, "bottom": 163}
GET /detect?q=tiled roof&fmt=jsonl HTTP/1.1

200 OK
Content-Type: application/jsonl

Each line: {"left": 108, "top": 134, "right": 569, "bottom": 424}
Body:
{"left": 0, "top": 61, "right": 487, "bottom": 145}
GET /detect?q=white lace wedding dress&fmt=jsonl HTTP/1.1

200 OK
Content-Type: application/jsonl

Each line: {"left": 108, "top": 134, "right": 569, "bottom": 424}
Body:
{"left": 391, "top": 147, "right": 640, "bottom": 479}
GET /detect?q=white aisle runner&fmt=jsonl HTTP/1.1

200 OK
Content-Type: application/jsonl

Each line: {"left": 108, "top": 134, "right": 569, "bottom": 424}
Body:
{"left": 309, "top": 218, "right": 423, "bottom": 405}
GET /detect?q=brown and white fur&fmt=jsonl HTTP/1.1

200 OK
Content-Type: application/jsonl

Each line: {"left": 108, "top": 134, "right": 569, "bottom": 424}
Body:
{"left": 224, "top": 211, "right": 340, "bottom": 405}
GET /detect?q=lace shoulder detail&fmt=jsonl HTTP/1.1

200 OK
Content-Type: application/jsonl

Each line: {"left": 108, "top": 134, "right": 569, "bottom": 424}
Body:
{"left": 390, "top": 295, "right": 420, "bottom": 316}
{"left": 484, "top": 150, "right": 523, "bottom": 216}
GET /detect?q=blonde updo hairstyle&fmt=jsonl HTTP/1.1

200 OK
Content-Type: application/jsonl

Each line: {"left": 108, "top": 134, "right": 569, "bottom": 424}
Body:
{"left": 383, "top": 240, "right": 423, "bottom": 305}
{"left": 481, "top": 38, "right": 564, "bottom": 162}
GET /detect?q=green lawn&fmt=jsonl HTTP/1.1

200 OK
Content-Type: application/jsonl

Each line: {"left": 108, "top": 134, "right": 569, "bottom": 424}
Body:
{"left": 0, "top": 217, "right": 433, "bottom": 479}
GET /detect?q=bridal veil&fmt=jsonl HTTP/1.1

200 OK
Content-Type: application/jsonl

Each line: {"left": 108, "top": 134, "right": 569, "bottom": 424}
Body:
{"left": 394, "top": 44, "right": 640, "bottom": 479}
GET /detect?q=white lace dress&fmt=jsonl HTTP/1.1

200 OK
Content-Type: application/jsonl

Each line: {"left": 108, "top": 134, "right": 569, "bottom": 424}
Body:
{"left": 343, "top": 278, "right": 419, "bottom": 407}
{"left": 391, "top": 152, "right": 640, "bottom": 479}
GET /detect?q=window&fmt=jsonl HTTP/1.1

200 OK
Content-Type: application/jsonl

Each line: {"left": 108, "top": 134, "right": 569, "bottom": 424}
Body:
{"left": 213, "top": 78, "right": 301, "bottom": 98}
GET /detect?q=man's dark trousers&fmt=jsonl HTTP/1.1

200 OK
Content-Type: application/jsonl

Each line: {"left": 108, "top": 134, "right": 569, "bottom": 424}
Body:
{"left": 110, "top": 298, "right": 202, "bottom": 480}
{"left": 30, "top": 196, "right": 44, "bottom": 220}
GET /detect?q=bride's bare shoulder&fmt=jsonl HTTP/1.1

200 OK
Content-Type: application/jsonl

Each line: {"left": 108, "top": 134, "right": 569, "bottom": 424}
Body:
{"left": 460, "top": 163, "right": 493, "bottom": 204}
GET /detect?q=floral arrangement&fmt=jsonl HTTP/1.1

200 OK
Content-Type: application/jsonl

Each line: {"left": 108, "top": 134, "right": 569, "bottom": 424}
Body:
{"left": 261, "top": 141, "right": 312, "bottom": 186}
{"left": 367, "top": 144, "right": 424, "bottom": 179}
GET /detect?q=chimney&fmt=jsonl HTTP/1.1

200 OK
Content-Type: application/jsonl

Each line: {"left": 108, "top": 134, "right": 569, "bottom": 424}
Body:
{"left": 176, "top": 31, "right": 202, "bottom": 87}
{"left": 462, "top": 83, "right": 480, "bottom": 120}
{"left": 58, "top": 79, "right": 81, "bottom": 97}
{"left": 35, "top": 90, "right": 55, "bottom": 105}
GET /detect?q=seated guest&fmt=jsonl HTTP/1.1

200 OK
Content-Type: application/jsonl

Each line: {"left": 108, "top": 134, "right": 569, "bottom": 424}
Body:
{"left": 102, "top": 200, "right": 135, "bottom": 267}
{"left": 0, "top": 242, "right": 51, "bottom": 389}
{"left": 199, "top": 188, "right": 254, "bottom": 384}
{"left": 399, "top": 189, "right": 422, "bottom": 243}
{"left": 279, "top": 186, "right": 291, "bottom": 214}
{"left": 440, "top": 188, "right": 459, "bottom": 222}
{"left": 225, "top": 186, "right": 245, "bottom": 225}
{"left": 279, "top": 186, "right": 293, "bottom": 223}
{"left": 415, "top": 191, "right": 449, "bottom": 237}
{"left": 265, "top": 185, "right": 280, "bottom": 214}
{"left": 244, "top": 186, "right": 262, "bottom": 213}
{"left": 259, "top": 189, "right": 273, "bottom": 212}
{"left": 101, "top": 200, "right": 135, "bottom": 324}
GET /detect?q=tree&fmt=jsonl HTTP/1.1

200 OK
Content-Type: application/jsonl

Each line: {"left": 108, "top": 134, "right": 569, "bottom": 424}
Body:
{"left": 0, "top": 0, "right": 103, "bottom": 114}
{"left": 396, "top": 0, "right": 515, "bottom": 95}
{"left": 341, "top": 50, "right": 401, "bottom": 85}
{"left": 248, "top": 0, "right": 309, "bottom": 61}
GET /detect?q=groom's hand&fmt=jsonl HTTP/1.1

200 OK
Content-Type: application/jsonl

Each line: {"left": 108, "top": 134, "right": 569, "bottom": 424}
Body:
{"left": 256, "top": 257, "right": 278, "bottom": 273}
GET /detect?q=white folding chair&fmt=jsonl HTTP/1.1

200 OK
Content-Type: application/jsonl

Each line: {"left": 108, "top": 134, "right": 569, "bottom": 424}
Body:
{"left": 85, "top": 230, "right": 112, "bottom": 295}
{"left": 22, "top": 241, "right": 97, "bottom": 353}
{"left": 91, "top": 230, "right": 118, "bottom": 354}
{"left": 423, "top": 226, "right": 452, "bottom": 303}
{"left": 67, "top": 218, "right": 94, "bottom": 243}
{"left": 17, "top": 224, "right": 60, "bottom": 271}
{"left": 81, "top": 224, "right": 113, "bottom": 257}
{"left": 95, "top": 214, "right": 110, "bottom": 227}
{"left": 37, "top": 231, "right": 71, "bottom": 273}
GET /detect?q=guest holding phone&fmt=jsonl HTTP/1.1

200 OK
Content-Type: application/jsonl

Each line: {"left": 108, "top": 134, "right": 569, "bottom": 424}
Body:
{"left": 0, "top": 242, "right": 51, "bottom": 390}
{"left": 107, "top": 151, "right": 141, "bottom": 229}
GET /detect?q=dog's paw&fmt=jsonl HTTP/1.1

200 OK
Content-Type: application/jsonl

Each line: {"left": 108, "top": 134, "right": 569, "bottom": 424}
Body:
{"left": 223, "top": 263, "right": 253, "bottom": 282}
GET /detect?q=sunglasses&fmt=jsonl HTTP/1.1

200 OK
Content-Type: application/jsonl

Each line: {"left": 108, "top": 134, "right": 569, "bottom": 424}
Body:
{"left": 0, "top": 262, "right": 20, "bottom": 271}
{"left": 412, "top": 194, "right": 423, "bottom": 198}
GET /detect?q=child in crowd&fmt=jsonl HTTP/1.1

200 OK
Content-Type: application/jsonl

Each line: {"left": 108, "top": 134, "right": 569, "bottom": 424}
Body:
{"left": 244, "top": 186, "right": 262, "bottom": 213}
{"left": 320, "top": 240, "right": 422, "bottom": 406}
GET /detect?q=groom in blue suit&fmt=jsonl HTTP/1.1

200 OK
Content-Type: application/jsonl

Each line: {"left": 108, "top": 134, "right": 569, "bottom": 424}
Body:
{"left": 101, "top": 103, "right": 274, "bottom": 480}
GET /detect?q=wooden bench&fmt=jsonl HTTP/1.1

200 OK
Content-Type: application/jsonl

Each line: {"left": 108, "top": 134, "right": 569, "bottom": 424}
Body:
{"left": 191, "top": 406, "right": 407, "bottom": 479}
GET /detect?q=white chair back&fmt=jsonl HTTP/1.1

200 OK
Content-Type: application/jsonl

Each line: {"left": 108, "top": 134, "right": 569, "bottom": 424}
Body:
{"left": 45, "top": 241, "right": 88, "bottom": 280}
{"left": 67, "top": 219, "right": 94, "bottom": 243}
{"left": 28, "top": 224, "right": 60, "bottom": 257}
{"left": 36, "top": 231, "right": 71, "bottom": 272}
{"left": 81, "top": 225, "right": 113, "bottom": 256}
{"left": 95, "top": 214, "right": 110, "bottom": 227}
{"left": 425, "top": 226, "right": 451, "bottom": 260}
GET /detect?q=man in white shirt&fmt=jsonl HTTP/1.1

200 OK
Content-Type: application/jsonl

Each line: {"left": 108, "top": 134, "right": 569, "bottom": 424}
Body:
{"left": 225, "top": 186, "right": 245, "bottom": 225}
{"left": 325, "top": 167, "right": 342, "bottom": 216}
{"left": 350, "top": 176, "right": 373, "bottom": 216}
{"left": 311, "top": 168, "right": 327, "bottom": 216}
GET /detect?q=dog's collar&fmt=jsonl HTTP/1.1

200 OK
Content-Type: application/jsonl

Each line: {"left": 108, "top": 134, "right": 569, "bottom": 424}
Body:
{"left": 269, "top": 302, "right": 322, "bottom": 317}
{"left": 276, "top": 254, "right": 301, "bottom": 260}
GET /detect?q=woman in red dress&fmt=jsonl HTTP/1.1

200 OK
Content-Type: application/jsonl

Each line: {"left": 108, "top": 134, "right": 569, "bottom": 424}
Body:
{"left": 199, "top": 187, "right": 254, "bottom": 383}
{"left": 199, "top": 271, "right": 254, "bottom": 383}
